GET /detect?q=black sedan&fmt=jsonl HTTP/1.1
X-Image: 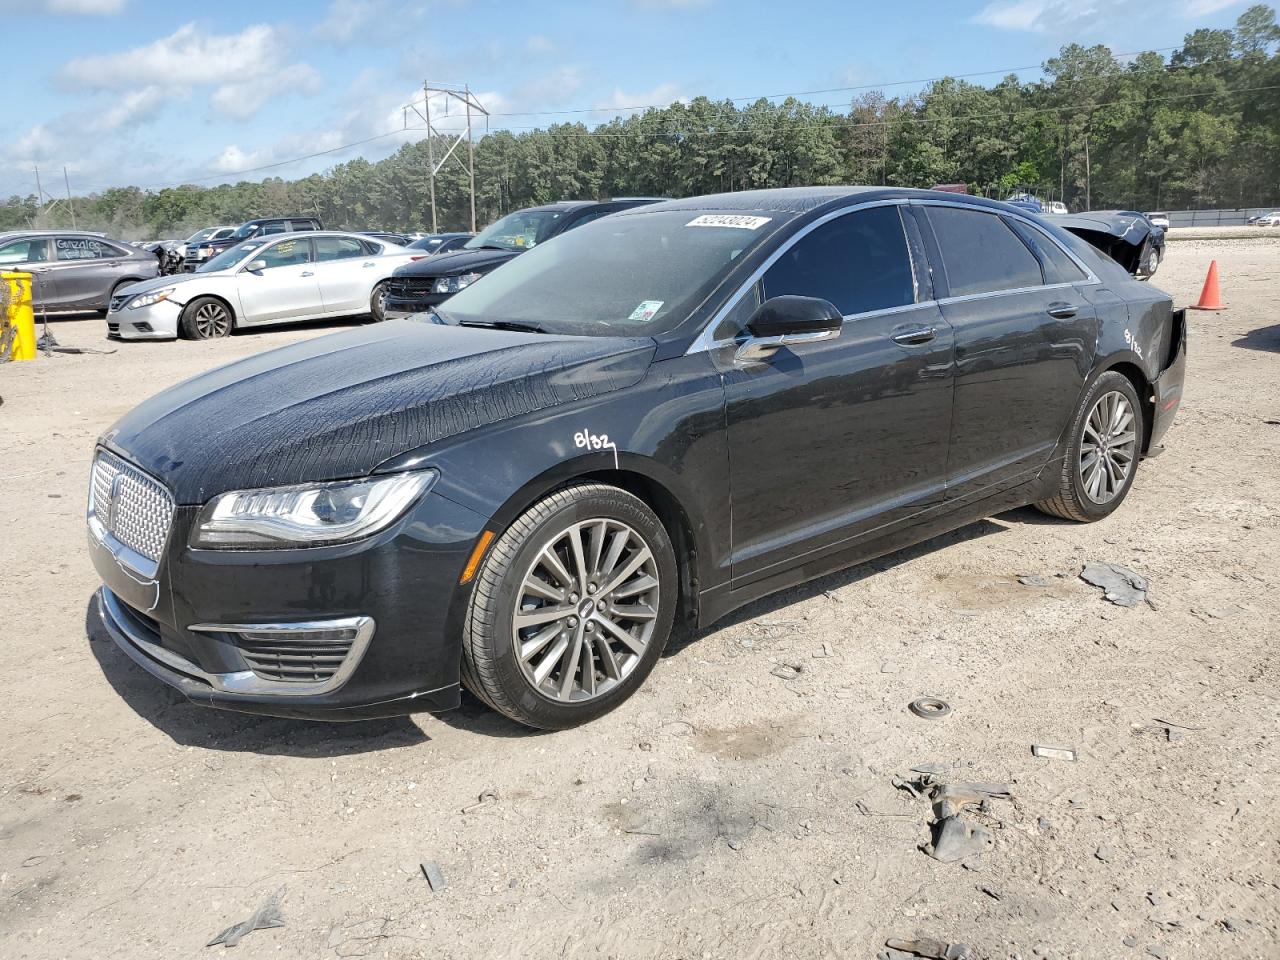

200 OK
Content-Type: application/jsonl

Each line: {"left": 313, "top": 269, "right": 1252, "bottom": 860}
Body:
{"left": 89, "top": 187, "right": 1186, "bottom": 730}
{"left": 381, "top": 198, "right": 661, "bottom": 318}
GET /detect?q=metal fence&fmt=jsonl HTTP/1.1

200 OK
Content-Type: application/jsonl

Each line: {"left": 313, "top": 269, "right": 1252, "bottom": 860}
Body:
{"left": 1161, "top": 207, "right": 1278, "bottom": 227}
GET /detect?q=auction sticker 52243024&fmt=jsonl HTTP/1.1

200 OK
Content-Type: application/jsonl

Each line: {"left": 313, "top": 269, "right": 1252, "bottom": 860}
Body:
{"left": 686, "top": 215, "right": 772, "bottom": 230}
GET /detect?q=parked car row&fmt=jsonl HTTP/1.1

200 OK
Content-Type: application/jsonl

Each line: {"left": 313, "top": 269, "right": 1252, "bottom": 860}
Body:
{"left": 88, "top": 185, "right": 1186, "bottom": 731}
{"left": 0, "top": 230, "right": 160, "bottom": 312}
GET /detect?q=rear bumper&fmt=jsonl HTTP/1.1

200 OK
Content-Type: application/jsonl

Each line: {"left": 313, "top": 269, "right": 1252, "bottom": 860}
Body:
{"left": 1149, "top": 307, "right": 1186, "bottom": 450}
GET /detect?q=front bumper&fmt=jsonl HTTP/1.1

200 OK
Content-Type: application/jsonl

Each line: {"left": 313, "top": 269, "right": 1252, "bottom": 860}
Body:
{"left": 107, "top": 299, "right": 182, "bottom": 340}
{"left": 89, "top": 479, "right": 488, "bottom": 720}
{"left": 383, "top": 290, "right": 448, "bottom": 321}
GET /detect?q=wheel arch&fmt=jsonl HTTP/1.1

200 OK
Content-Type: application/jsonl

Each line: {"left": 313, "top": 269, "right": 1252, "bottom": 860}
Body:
{"left": 1098, "top": 358, "right": 1155, "bottom": 453}
{"left": 181, "top": 292, "right": 239, "bottom": 329}
{"left": 480, "top": 458, "right": 703, "bottom": 632}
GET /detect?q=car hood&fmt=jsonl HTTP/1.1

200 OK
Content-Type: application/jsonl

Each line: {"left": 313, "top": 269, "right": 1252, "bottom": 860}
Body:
{"left": 393, "top": 247, "right": 519, "bottom": 278}
{"left": 118, "top": 273, "right": 220, "bottom": 298}
{"left": 1043, "top": 212, "right": 1154, "bottom": 274}
{"left": 101, "top": 319, "right": 656, "bottom": 504}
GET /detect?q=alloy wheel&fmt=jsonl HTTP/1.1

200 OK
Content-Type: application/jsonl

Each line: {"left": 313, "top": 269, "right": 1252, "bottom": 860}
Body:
{"left": 1079, "top": 389, "right": 1137, "bottom": 504}
{"left": 511, "top": 518, "right": 661, "bottom": 703}
{"left": 194, "top": 301, "right": 231, "bottom": 338}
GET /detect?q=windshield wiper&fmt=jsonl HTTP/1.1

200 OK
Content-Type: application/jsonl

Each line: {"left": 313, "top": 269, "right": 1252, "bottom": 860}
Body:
{"left": 458, "top": 319, "right": 546, "bottom": 334}
{"left": 473, "top": 244, "right": 512, "bottom": 251}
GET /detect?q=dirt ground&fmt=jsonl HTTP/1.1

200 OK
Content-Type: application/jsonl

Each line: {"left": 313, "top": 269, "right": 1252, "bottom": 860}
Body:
{"left": 1, "top": 239, "right": 1277, "bottom": 960}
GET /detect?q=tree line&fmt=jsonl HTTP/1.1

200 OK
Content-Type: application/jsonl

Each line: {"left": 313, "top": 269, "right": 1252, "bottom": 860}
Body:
{"left": 3, "top": 4, "right": 1277, "bottom": 240}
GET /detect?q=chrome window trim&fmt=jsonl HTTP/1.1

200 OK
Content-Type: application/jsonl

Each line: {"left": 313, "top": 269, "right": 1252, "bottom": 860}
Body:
{"left": 685, "top": 197, "right": 1100, "bottom": 356}
{"left": 685, "top": 199, "right": 910, "bottom": 356}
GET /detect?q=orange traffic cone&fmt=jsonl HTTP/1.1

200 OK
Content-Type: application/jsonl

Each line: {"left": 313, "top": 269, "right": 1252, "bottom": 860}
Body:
{"left": 1189, "top": 260, "right": 1225, "bottom": 311}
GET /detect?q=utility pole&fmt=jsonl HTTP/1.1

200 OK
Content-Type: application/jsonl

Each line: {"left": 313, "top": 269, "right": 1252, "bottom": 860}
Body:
{"left": 406, "top": 82, "right": 489, "bottom": 235}
{"left": 1084, "top": 133, "right": 1091, "bottom": 212}
{"left": 63, "top": 166, "right": 76, "bottom": 230}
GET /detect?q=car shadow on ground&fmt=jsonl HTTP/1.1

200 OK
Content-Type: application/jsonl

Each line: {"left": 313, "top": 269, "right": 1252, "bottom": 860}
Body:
{"left": 1232, "top": 323, "right": 1280, "bottom": 353}
{"left": 667, "top": 516, "right": 1008, "bottom": 654}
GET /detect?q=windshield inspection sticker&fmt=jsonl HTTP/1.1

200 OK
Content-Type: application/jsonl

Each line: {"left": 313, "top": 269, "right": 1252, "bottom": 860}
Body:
{"left": 686, "top": 214, "right": 772, "bottom": 230}
{"left": 628, "top": 300, "right": 664, "bottom": 322}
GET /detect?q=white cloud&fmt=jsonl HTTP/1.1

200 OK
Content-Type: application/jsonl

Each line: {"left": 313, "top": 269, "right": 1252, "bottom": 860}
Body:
{"left": 316, "top": 0, "right": 384, "bottom": 43}
{"left": 92, "top": 85, "right": 167, "bottom": 132}
{"left": 594, "top": 82, "right": 686, "bottom": 113}
{"left": 60, "top": 23, "right": 280, "bottom": 89}
{"left": 525, "top": 34, "right": 556, "bottom": 54}
{"left": 211, "top": 64, "right": 322, "bottom": 120}
{"left": 972, "top": 0, "right": 1098, "bottom": 32}
{"left": 212, "top": 145, "right": 267, "bottom": 174}
{"left": 1177, "top": 0, "right": 1241, "bottom": 15}
{"left": 2, "top": 0, "right": 128, "bottom": 13}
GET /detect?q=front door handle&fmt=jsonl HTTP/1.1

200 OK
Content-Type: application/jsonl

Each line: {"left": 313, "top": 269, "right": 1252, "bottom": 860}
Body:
{"left": 362, "top": 261, "right": 377, "bottom": 267}
{"left": 891, "top": 325, "right": 936, "bottom": 346}
{"left": 1047, "top": 302, "right": 1077, "bottom": 319}
{"left": 301, "top": 271, "right": 315, "bottom": 277}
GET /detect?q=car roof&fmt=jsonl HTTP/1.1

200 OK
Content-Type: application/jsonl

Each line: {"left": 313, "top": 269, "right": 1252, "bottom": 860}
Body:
{"left": 619, "top": 186, "right": 1032, "bottom": 218}
{"left": 0, "top": 229, "right": 110, "bottom": 238}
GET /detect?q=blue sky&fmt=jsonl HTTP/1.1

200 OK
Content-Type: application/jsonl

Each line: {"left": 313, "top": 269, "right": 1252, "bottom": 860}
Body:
{"left": 0, "top": 0, "right": 1252, "bottom": 198}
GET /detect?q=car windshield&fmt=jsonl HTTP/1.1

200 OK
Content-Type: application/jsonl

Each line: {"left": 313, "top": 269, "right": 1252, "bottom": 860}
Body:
{"left": 197, "top": 239, "right": 267, "bottom": 273}
{"left": 464, "top": 210, "right": 564, "bottom": 252}
{"left": 230, "top": 223, "right": 263, "bottom": 240}
{"left": 409, "top": 236, "right": 444, "bottom": 251}
{"left": 186, "top": 228, "right": 216, "bottom": 243}
{"left": 439, "top": 209, "right": 780, "bottom": 336}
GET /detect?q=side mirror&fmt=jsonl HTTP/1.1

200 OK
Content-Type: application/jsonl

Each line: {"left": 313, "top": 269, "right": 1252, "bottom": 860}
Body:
{"left": 245, "top": 259, "right": 267, "bottom": 272}
{"left": 737, "top": 295, "right": 843, "bottom": 364}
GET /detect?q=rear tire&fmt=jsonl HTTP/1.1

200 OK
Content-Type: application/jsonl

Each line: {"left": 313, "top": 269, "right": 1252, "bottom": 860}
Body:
{"left": 460, "top": 483, "right": 678, "bottom": 730}
{"left": 370, "top": 281, "right": 389, "bottom": 322}
{"left": 1036, "top": 371, "right": 1144, "bottom": 522}
{"left": 179, "top": 296, "right": 233, "bottom": 340}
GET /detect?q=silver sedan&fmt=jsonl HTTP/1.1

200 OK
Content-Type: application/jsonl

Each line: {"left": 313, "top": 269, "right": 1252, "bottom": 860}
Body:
{"left": 107, "top": 232, "right": 424, "bottom": 340}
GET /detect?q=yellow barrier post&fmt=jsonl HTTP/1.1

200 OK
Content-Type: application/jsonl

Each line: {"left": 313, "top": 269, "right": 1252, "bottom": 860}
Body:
{"left": 3, "top": 271, "right": 36, "bottom": 361}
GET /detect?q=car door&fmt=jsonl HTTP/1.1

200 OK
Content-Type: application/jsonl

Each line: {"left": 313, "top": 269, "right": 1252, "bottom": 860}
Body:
{"left": 234, "top": 237, "right": 323, "bottom": 324}
{"left": 916, "top": 203, "right": 1097, "bottom": 501}
{"left": 312, "top": 235, "right": 378, "bottom": 314}
{"left": 0, "top": 237, "right": 56, "bottom": 306}
{"left": 47, "top": 236, "right": 121, "bottom": 309}
{"left": 722, "top": 203, "right": 955, "bottom": 587}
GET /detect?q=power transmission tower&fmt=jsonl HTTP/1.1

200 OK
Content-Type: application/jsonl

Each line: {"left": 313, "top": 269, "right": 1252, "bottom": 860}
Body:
{"left": 404, "top": 82, "right": 489, "bottom": 233}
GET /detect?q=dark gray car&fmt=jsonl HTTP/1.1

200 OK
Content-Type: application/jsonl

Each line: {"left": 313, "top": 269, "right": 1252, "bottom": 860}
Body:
{"left": 0, "top": 231, "right": 160, "bottom": 313}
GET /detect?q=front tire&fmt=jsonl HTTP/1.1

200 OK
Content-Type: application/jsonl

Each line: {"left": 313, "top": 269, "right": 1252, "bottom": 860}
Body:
{"left": 1036, "top": 371, "right": 1144, "bottom": 522}
{"left": 179, "top": 296, "right": 233, "bottom": 340}
{"left": 460, "top": 483, "right": 678, "bottom": 730}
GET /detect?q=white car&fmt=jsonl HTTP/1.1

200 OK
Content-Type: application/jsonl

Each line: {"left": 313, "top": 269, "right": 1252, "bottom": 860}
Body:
{"left": 1251, "top": 211, "right": 1280, "bottom": 226}
{"left": 1147, "top": 212, "right": 1170, "bottom": 230}
{"left": 1047, "top": 201, "right": 1069, "bottom": 215}
{"left": 107, "top": 232, "right": 423, "bottom": 340}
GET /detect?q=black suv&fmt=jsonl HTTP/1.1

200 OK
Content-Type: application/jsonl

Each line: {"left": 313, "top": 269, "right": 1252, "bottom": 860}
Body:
{"left": 184, "top": 216, "right": 324, "bottom": 270}
{"left": 382, "top": 199, "right": 661, "bottom": 318}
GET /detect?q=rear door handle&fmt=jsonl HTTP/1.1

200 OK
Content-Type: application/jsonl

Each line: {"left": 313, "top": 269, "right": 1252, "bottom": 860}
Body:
{"left": 1047, "top": 302, "right": 1077, "bottom": 319}
{"left": 892, "top": 325, "right": 937, "bottom": 346}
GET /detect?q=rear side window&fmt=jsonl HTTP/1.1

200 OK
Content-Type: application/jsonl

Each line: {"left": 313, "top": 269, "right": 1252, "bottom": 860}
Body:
{"left": 1005, "top": 218, "right": 1088, "bottom": 284}
{"left": 261, "top": 221, "right": 289, "bottom": 235}
{"left": 314, "top": 236, "right": 366, "bottom": 261}
{"left": 54, "top": 237, "right": 117, "bottom": 260}
{"left": 763, "top": 205, "right": 915, "bottom": 316}
{"left": 925, "top": 207, "right": 1044, "bottom": 296}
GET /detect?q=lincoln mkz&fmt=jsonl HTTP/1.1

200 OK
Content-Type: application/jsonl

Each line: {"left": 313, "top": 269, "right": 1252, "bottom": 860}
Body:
{"left": 89, "top": 188, "right": 1186, "bottom": 729}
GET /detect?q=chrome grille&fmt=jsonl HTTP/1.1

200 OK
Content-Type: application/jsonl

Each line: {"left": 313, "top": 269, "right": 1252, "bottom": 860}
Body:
{"left": 90, "top": 450, "right": 175, "bottom": 563}
{"left": 385, "top": 276, "right": 435, "bottom": 296}
{"left": 234, "top": 631, "right": 356, "bottom": 684}
{"left": 109, "top": 294, "right": 130, "bottom": 313}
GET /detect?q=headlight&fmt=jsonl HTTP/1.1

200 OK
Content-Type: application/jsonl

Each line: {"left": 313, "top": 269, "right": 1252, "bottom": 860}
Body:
{"left": 189, "top": 470, "right": 437, "bottom": 549}
{"left": 433, "top": 272, "right": 482, "bottom": 294}
{"left": 127, "top": 287, "right": 176, "bottom": 309}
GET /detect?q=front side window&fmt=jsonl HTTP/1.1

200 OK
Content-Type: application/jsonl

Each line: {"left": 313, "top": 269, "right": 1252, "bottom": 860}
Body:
{"left": 926, "top": 207, "right": 1044, "bottom": 296}
{"left": 441, "top": 209, "right": 780, "bottom": 336}
{"left": 256, "top": 238, "right": 312, "bottom": 269}
{"left": 0, "top": 238, "right": 50, "bottom": 264}
{"left": 465, "top": 209, "right": 566, "bottom": 252}
{"left": 231, "top": 223, "right": 262, "bottom": 240}
{"left": 199, "top": 240, "right": 266, "bottom": 273}
{"left": 313, "top": 236, "right": 365, "bottom": 262}
{"left": 762, "top": 205, "right": 916, "bottom": 316}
